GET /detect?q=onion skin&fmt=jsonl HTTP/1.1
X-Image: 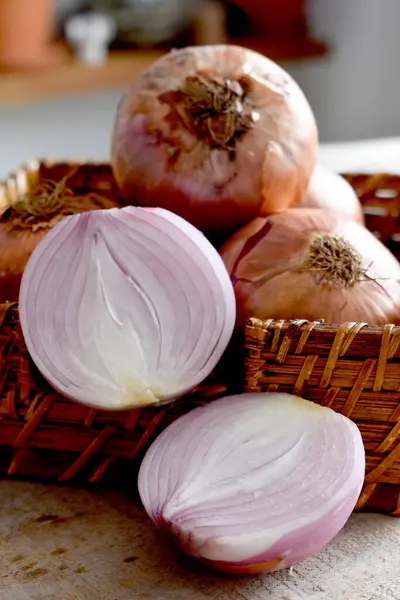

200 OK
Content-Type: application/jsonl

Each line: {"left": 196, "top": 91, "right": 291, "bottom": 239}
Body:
{"left": 111, "top": 44, "right": 318, "bottom": 234}
{"left": 301, "top": 165, "right": 364, "bottom": 224}
{"left": 220, "top": 208, "right": 400, "bottom": 329}
{"left": 138, "top": 393, "right": 365, "bottom": 575}
{"left": 0, "top": 228, "right": 44, "bottom": 303}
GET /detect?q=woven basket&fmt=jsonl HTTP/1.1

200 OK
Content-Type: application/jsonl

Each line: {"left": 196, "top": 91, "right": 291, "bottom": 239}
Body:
{"left": 1, "top": 160, "right": 400, "bottom": 516}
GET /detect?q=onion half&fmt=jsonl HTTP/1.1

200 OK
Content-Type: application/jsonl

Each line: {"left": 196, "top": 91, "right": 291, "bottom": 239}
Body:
{"left": 220, "top": 208, "right": 400, "bottom": 329}
{"left": 19, "top": 206, "right": 235, "bottom": 410}
{"left": 138, "top": 393, "right": 365, "bottom": 574}
{"left": 111, "top": 44, "right": 318, "bottom": 234}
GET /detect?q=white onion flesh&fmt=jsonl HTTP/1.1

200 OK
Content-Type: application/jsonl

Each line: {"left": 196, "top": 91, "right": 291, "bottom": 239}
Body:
{"left": 138, "top": 393, "right": 365, "bottom": 574}
{"left": 19, "top": 206, "right": 235, "bottom": 410}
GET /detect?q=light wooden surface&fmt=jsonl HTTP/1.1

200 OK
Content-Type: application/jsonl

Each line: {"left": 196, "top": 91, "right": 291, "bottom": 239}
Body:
{"left": 0, "top": 51, "right": 163, "bottom": 108}
{"left": 1, "top": 480, "right": 399, "bottom": 600}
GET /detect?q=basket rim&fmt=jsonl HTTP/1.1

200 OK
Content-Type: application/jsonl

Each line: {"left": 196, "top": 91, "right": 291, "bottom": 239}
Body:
{"left": 245, "top": 317, "right": 400, "bottom": 335}
{"left": 0, "top": 159, "right": 115, "bottom": 212}
{"left": 0, "top": 157, "right": 111, "bottom": 182}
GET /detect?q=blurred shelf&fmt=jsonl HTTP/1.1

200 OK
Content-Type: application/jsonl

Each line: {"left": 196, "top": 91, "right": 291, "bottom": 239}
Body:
{"left": 232, "top": 34, "right": 328, "bottom": 62}
{"left": 0, "top": 50, "right": 164, "bottom": 108}
{"left": 0, "top": 34, "right": 327, "bottom": 110}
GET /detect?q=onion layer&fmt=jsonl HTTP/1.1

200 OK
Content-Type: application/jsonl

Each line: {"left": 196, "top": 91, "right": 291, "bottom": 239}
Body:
{"left": 219, "top": 208, "right": 400, "bottom": 329}
{"left": 138, "top": 393, "right": 365, "bottom": 574}
{"left": 301, "top": 164, "right": 364, "bottom": 223}
{"left": 19, "top": 206, "right": 235, "bottom": 410}
{"left": 111, "top": 44, "right": 318, "bottom": 234}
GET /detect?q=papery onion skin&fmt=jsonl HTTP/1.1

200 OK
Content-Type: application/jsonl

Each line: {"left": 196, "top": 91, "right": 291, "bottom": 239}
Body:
{"left": 19, "top": 206, "right": 235, "bottom": 410}
{"left": 138, "top": 393, "right": 365, "bottom": 575}
{"left": 111, "top": 44, "right": 318, "bottom": 234}
{"left": 219, "top": 208, "right": 400, "bottom": 329}
{"left": 300, "top": 165, "right": 364, "bottom": 224}
{"left": 0, "top": 228, "right": 43, "bottom": 303}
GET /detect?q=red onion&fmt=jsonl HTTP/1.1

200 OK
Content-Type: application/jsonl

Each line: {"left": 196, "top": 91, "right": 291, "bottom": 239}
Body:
{"left": 111, "top": 44, "right": 318, "bottom": 234}
{"left": 19, "top": 206, "right": 235, "bottom": 410}
{"left": 138, "top": 393, "right": 365, "bottom": 575}
{"left": 220, "top": 208, "right": 400, "bottom": 330}
{"left": 0, "top": 180, "right": 119, "bottom": 303}
{"left": 301, "top": 165, "right": 364, "bottom": 223}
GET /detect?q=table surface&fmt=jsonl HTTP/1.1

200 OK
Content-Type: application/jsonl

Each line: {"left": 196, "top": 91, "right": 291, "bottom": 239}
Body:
{"left": 2, "top": 138, "right": 400, "bottom": 600}
{"left": 1, "top": 480, "right": 399, "bottom": 600}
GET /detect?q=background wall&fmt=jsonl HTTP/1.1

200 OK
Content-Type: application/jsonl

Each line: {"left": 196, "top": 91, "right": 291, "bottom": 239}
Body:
{"left": 286, "top": 0, "right": 400, "bottom": 141}
{"left": 0, "top": 89, "right": 123, "bottom": 177}
{"left": 0, "top": 0, "right": 399, "bottom": 176}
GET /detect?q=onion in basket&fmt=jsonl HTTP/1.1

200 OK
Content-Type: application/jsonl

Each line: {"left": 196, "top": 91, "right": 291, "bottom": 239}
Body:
{"left": 19, "top": 206, "right": 235, "bottom": 410}
{"left": 0, "top": 176, "right": 119, "bottom": 302}
{"left": 219, "top": 208, "right": 400, "bottom": 329}
{"left": 111, "top": 44, "right": 318, "bottom": 235}
{"left": 138, "top": 393, "right": 365, "bottom": 575}
{"left": 300, "top": 165, "right": 364, "bottom": 223}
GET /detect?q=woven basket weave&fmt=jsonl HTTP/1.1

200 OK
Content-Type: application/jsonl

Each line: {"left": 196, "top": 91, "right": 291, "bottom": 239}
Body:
{"left": 1, "top": 160, "right": 400, "bottom": 515}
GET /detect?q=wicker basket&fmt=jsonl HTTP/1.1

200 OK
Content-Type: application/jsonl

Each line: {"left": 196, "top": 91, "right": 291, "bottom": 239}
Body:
{"left": 1, "top": 160, "right": 400, "bottom": 516}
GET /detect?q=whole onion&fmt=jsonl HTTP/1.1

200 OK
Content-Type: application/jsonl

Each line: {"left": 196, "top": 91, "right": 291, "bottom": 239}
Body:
{"left": 0, "top": 178, "right": 119, "bottom": 302}
{"left": 220, "top": 208, "right": 400, "bottom": 329}
{"left": 111, "top": 44, "right": 318, "bottom": 234}
{"left": 301, "top": 164, "right": 364, "bottom": 223}
{"left": 139, "top": 393, "right": 365, "bottom": 575}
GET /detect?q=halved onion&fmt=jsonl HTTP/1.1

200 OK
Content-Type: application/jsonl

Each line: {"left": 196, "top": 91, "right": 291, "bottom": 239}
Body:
{"left": 138, "top": 393, "right": 365, "bottom": 574}
{"left": 19, "top": 206, "right": 235, "bottom": 410}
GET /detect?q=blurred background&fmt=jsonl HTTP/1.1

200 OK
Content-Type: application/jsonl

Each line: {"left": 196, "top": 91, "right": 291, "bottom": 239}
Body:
{"left": 0, "top": 0, "right": 399, "bottom": 177}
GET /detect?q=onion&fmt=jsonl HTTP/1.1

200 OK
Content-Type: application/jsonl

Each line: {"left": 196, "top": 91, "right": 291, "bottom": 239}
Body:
{"left": 0, "top": 177, "right": 119, "bottom": 302}
{"left": 138, "top": 393, "right": 365, "bottom": 575}
{"left": 19, "top": 206, "right": 235, "bottom": 410}
{"left": 301, "top": 165, "right": 364, "bottom": 223}
{"left": 219, "top": 208, "right": 400, "bottom": 329}
{"left": 111, "top": 44, "right": 318, "bottom": 234}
